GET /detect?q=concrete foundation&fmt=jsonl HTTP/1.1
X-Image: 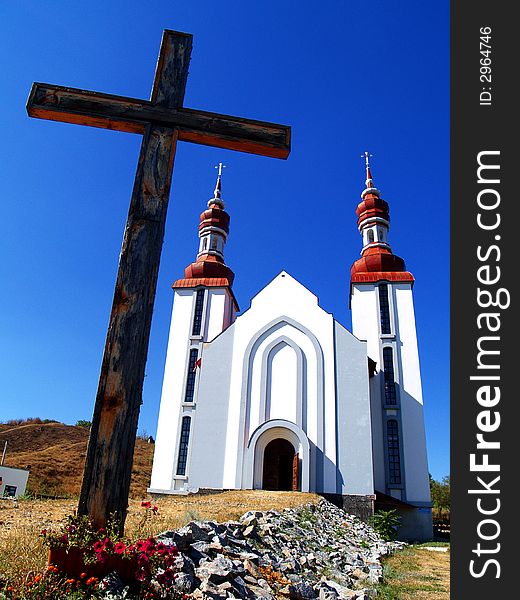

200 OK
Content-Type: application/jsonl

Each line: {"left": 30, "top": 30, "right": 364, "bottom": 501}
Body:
{"left": 322, "top": 493, "right": 376, "bottom": 523}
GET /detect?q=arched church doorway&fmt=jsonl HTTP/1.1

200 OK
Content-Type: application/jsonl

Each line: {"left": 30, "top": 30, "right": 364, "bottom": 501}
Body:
{"left": 262, "top": 438, "right": 299, "bottom": 491}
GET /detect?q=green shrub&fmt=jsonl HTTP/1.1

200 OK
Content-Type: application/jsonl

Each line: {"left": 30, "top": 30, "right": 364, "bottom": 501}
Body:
{"left": 369, "top": 509, "right": 401, "bottom": 541}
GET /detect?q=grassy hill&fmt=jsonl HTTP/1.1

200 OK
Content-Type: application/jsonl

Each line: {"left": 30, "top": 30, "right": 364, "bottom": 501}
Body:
{"left": 0, "top": 419, "right": 154, "bottom": 497}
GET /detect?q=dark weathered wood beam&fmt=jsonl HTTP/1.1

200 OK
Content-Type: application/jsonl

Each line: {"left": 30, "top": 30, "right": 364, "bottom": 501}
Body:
{"left": 27, "top": 27, "right": 291, "bottom": 534}
{"left": 76, "top": 30, "right": 193, "bottom": 532}
{"left": 27, "top": 83, "right": 291, "bottom": 159}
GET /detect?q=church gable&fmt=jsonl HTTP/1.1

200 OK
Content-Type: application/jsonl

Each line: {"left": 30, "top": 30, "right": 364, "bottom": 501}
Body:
{"left": 188, "top": 270, "right": 371, "bottom": 495}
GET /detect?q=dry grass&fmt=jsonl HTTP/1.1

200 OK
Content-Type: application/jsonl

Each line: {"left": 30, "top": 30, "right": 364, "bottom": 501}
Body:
{"left": 0, "top": 421, "right": 155, "bottom": 498}
{"left": 0, "top": 490, "right": 319, "bottom": 589}
{"left": 376, "top": 544, "right": 450, "bottom": 599}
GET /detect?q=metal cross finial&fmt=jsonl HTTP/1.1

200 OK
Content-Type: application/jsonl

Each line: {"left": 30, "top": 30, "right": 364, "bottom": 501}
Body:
{"left": 212, "top": 162, "right": 226, "bottom": 204}
{"left": 215, "top": 162, "right": 226, "bottom": 177}
{"left": 362, "top": 151, "right": 373, "bottom": 170}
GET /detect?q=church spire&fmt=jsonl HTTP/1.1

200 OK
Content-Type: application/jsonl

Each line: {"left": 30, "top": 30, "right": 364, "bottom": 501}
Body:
{"left": 174, "top": 165, "right": 235, "bottom": 286}
{"left": 209, "top": 162, "right": 225, "bottom": 209}
{"left": 350, "top": 153, "right": 413, "bottom": 283}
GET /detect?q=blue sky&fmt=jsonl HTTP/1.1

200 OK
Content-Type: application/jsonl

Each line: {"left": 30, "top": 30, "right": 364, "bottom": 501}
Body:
{"left": 0, "top": 1, "right": 449, "bottom": 480}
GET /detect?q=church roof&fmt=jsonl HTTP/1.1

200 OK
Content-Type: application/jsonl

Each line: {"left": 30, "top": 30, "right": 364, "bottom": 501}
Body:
{"left": 173, "top": 165, "right": 238, "bottom": 310}
{"left": 350, "top": 153, "right": 414, "bottom": 285}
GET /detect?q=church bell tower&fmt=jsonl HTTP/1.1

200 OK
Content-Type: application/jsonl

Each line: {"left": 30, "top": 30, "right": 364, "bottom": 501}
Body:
{"left": 149, "top": 165, "right": 238, "bottom": 494}
{"left": 350, "top": 153, "right": 432, "bottom": 539}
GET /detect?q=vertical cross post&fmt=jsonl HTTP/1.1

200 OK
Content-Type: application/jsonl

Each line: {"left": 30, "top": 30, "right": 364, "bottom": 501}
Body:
{"left": 26, "top": 29, "right": 290, "bottom": 532}
{"left": 77, "top": 32, "right": 192, "bottom": 530}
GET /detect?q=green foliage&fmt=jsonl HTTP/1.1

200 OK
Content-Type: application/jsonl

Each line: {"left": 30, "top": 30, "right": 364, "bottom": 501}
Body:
{"left": 75, "top": 420, "right": 92, "bottom": 428}
{"left": 429, "top": 474, "right": 450, "bottom": 517}
{"left": 369, "top": 509, "right": 401, "bottom": 541}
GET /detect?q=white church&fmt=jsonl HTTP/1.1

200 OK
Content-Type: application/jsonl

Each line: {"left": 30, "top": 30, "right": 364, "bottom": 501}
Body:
{"left": 149, "top": 158, "right": 433, "bottom": 541}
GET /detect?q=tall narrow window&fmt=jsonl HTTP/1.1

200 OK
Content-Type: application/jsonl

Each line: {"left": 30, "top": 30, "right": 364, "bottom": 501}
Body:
{"left": 379, "top": 283, "right": 391, "bottom": 334}
{"left": 387, "top": 419, "right": 401, "bottom": 484}
{"left": 383, "top": 346, "right": 397, "bottom": 405}
{"left": 176, "top": 416, "right": 191, "bottom": 476}
{"left": 367, "top": 229, "right": 374, "bottom": 243}
{"left": 192, "top": 290, "right": 205, "bottom": 336}
{"left": 184, "top": 349, "right": 199, "bottom": 403}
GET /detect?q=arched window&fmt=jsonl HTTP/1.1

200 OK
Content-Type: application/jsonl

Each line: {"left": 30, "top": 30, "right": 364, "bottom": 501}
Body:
{"left": 184, "top": 349, "right": 199, "bottom": 402}
{"left": 378, "top": 283, "right": 391, "bottom": 334}
{"left": 383, "top": 346, "right": 397, "bottom": 405}
{"left": 176, "top": 416, "right": 191, "bottom": 476}
{"left": 387, "top": 419, "right": 401, "bottom": 484}
{"left": 202, "top": 238, "right": 208, "bottom": 250}
{"left": 367, "top": 229, "right": 374, "bottom": 243}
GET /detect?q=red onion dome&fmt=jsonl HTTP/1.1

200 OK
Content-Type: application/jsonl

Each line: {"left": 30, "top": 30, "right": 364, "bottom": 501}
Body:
{"left": 355, "top": 194, "right": 390, "bottom": 228}
{"left": 199, "top": 205, "right": 230, "bottom": 234}
{"left": 183, "top": 254, "right": 235, "bottom": 284}
{"left": 351, "top": 246, "right": 407, "bottom": 276}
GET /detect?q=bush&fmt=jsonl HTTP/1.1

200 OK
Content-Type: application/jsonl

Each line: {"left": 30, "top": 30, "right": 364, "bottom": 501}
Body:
{"left": 75, "top": 420, "right": 92, "bottom": 428}
{"left": 369, "top": 509, "right": 401, "bottom": 541}
{"left": 430, "top": 474, "right": 450, "bottom": 520}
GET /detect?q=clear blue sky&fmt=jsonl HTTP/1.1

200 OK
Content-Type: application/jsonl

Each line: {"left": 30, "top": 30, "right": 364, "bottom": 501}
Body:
{"left": 0, "top": 1, "right": 449, "bottom": 480}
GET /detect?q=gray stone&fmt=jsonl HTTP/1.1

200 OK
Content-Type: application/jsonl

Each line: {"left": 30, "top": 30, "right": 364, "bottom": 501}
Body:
{"left": 153, "top": 498, "right": 400, "bottom": 600}
{"left": 98, "top": 571, "right": 126, "bottom": 600}
{"left": 242, "top": 525, "right": 256, "bottom": 538}
{"left": 174, "top": 572, "right": 196, "bottom": 594}
{"left": 196, "top": 555, "right": 244, "bottom": 583}
{"left": 288, "top": 582, "right": 318, "bottom": 599}
{"left": 316, "top": 582, "right": 340, "bottom": 600}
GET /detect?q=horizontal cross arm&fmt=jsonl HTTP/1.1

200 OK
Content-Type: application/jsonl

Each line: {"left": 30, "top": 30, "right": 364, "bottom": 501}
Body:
{"left": 27, "top": 83, "right": 291, "bottom": 159}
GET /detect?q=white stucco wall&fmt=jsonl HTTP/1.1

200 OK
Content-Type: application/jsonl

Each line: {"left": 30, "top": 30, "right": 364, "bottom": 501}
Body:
{"left": 351, "top": 281, "right": 431, "bottom": 506}
{"left": 393, "top": 285, "right": 431, "bottom": 504}
{"left": 205, "top": 289, "right": 232, "bottom": 341}
{"left": 351, "top": 284, "right": 380, "bottom": 365}
{"left": 150, "top": 286, "right": 235, "bottom": 493}
{"left": 150, "top": 290, "right": 193, "bottom": 491}
{"left": 220, "top": 272, "right": 338, "bottom": 492}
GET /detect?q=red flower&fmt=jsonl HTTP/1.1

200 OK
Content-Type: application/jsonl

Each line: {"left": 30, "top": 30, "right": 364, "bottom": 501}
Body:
{"left": 103, "top": 537, "right": 114, "bottom": 551}
{"left": 155, "top": 542, "right": 168, "bottom": 555}
{"left": 125, "top": 543, "right": 135, "bottom": 555}
{"left": 156, "top": 572, "right": 168, "bottom": 585}
{"left": 114, "top": 541, "right": 126, "bottom": 554}
{"left": 152, "top": 505, "right": 158, "bottom": 514}
{"left": 93, "top": 540, "right": 105, "bottom": 553}
{"left": 141, "top": 501, "right": 152, "bottom": 508}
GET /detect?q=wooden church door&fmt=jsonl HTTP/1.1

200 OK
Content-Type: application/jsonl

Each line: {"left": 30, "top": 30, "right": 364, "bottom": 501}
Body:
{"left": 292, "top": 452, "right": 299, "bottom": 491}
{"left": 262, "top": 439, "right": 299, "bottom": 491}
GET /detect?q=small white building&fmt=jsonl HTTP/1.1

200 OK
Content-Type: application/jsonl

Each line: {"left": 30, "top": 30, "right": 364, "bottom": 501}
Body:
{"left": 149, "top": 159, "right": 433, "bottom": 541}
{"left": 0, "top": 465, "right": 29, "bottom": 498}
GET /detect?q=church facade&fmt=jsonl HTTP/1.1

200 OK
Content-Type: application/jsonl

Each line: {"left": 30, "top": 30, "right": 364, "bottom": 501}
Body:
{"left": 149, "top": 160, "right": 433, "bottom": 541}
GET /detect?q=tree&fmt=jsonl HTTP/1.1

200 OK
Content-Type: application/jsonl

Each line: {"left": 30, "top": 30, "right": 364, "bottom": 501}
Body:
{"left": 430, "top": 474, "right": 450, "bottom": 518}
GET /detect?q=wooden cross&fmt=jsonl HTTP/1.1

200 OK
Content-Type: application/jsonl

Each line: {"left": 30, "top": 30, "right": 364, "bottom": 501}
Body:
{"left": 26, "top": 29, "right": 290, "bottom": 531}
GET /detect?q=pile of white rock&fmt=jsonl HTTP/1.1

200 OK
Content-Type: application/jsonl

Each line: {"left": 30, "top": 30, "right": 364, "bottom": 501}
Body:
{"left": 149, "top": 498, "right": 403, "bottom": 600}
